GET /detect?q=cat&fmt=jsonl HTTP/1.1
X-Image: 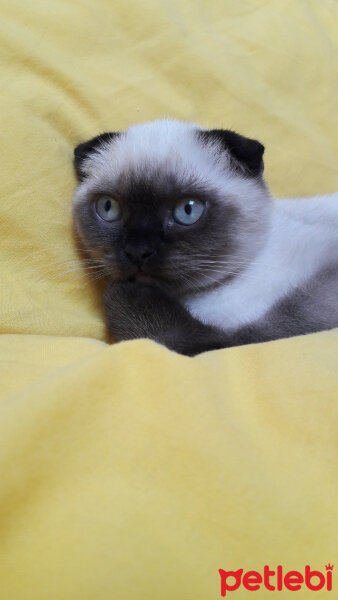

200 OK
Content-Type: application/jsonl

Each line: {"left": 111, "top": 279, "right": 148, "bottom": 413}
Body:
{"left": 72, "top": 119, "right": 338, "bottom": 356}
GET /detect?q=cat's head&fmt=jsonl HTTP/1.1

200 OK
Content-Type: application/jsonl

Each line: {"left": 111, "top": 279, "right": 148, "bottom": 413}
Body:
{"left": 72, "top": 119, "right": 271, "bottom": 295}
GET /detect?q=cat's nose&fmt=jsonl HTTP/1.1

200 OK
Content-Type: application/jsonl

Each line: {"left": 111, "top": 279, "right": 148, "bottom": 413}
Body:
{"left": 124, "top": 243, "right": 156, "bottom": 266}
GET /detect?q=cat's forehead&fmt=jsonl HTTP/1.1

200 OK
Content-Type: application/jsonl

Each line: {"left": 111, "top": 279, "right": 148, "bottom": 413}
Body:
{"left": 83, "top": 119, "right": 231, "bottom": 186}
{"left": 73, "top": 119, "right": 266, "bottom": 214}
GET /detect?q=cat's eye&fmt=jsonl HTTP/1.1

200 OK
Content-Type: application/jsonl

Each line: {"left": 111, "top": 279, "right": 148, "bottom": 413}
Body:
{"left": 95, "top": 196, "right": 120, "bottom": 222}
{"left": 173, "top": 198, "right": 206, "bottom": 225}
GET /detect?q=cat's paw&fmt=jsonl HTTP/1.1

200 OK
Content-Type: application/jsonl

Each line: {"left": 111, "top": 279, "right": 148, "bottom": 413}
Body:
{"left": 103, "top": 280, "right": 179, "bottom": 341}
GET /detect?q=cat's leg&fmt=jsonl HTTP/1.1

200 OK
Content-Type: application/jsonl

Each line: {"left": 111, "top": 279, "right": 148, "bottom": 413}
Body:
{"left": 105, "top": 279, "right": 336, "bottom": 356}
{"left": 104, "top": 281, "right": 229, "bottom": 356}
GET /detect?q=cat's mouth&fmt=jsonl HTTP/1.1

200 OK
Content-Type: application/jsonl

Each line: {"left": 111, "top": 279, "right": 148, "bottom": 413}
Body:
{"left": 120, "top": 265, "right": 169, "bottom": 288}
{"left": 127, "top": 267, "right": 173, "bottom": 288}
{"left": 132, "top": 272, "right": 155, "bottom": 284}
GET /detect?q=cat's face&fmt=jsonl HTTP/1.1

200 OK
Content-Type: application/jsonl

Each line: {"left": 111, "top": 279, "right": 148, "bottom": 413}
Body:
{"left": 73, "top": 119, "right": 271, "bottom": 295}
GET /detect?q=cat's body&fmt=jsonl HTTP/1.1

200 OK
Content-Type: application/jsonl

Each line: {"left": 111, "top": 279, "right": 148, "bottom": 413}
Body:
{"left": 186, "top": 193, "right": 338, "bottom": 333}
{"left": 73, "top": 119, "right": 338, "bottom": 355}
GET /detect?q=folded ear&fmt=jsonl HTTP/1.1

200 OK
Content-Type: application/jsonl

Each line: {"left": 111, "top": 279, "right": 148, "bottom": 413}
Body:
{"left": 199, "top": 129, "right": 265, "bottom": 177}
{"left": 74, "top": 132, "right": 119, "bottom": 180}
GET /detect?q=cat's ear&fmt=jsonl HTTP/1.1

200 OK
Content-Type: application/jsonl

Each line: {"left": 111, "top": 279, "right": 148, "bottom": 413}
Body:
{"left": 199, "top": 129, "right": 264, "bottom": 177}
{"left": 74, "top": 132, "right": 119, "bottom": 180}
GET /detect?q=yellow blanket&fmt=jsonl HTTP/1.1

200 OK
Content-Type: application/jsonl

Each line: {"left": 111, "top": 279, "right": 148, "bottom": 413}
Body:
{"left": 0, "top": 1, "right": 337, "bottom": 598}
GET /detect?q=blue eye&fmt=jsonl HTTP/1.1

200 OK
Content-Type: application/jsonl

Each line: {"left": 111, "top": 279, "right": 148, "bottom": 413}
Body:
{"left": 95, "top": 196, "right": 120, "bottom": 222}
{"left": 173, "top": 199, "right": 205, "bottom": 225}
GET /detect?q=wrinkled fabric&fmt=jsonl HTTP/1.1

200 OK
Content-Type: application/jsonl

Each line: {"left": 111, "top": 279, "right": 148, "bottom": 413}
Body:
{"left": 0, "top": 1, "right": 337, "bottom": 598}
